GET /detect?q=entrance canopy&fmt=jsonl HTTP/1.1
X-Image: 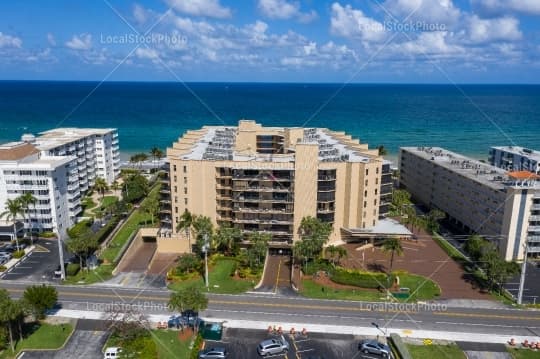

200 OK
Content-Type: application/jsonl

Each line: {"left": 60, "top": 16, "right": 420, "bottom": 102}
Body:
{"left": 341, "top": 218, "right": 413, "bottom": 241}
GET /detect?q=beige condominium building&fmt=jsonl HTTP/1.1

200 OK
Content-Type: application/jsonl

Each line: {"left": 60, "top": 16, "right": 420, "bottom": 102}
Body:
{"left": 159, "top": 120, "right": 389, "bottom": 252}
{"left": 399, "top": 147, "right": 540, "bottom": 261}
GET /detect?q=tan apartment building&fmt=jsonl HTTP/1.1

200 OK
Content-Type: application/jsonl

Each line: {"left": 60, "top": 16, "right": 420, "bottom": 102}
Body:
{"left": 158, "top": 120, "right": 387, "bottom": 253}
{"left": 399, "top": 147, "right": 540, "bottom": 261}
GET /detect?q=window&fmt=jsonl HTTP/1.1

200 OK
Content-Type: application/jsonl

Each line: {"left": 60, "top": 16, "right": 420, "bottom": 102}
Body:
{"left": 184, "top": 198, "right": 188, "bottom": 205}
{"left": 375, "top": 178, "right": 379, "bottom": 185}
{"left": 173, "top": 165, "right": 177, "bottom": 171}
{"left": 376, "top": 167, "right": 379, "bottom": 174}
{"left": 365, "top": 169, "right": 369, "bottom": 176}
{"left": 364, "top": 190, "right": 367, "bottom": 197}
{"left": 365, "top": 179, "right": 368, "bottom": 186}
{"left": 375, "top": 189, "right": 378, "bottom": 195}
{"left": 184, "top": 177, "right": 187, "bottom": 184}
{"left": 174, "top": 175, "right": 177, "bottom": 182}
{"left": 184, "top": 187, "right": 187, "bottom": 195}
{"left": 374, "top": 199, "right": 377, "bottom": 205}
{"left": 174, "top": 186, "right": 177, "bottom": 193}
{"left": 183, "top": 165, "right": 187, "bottom": 173}
{"left": 175, "top": 207, "right": 178, "bottom": 213}
{"left": 364, "top": 201, "right": 367, "bottom": 208}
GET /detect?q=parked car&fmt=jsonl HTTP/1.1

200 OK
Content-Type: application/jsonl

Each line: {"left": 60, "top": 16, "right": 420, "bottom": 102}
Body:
{"left": 4, "top": 243, "right": 26, "bottom": 252}
{"left": 198, "top": 347, "right": 228, "bottom": 358}
{"left": 257, "top": 336, "right": 290, "bottom": 356}
{"left": 0, "top": 252, "right": 12, "bottom": 261}
{"left": 358, "top": 340, "right": 392, "bottom": 358}
{"left": 0, "top": 257, "right": 7, "bottom": 265}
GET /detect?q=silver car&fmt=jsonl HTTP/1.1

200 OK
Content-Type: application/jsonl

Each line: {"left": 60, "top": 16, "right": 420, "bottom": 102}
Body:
{"left": 358, "top": 340, "right": 392, "bottom": 358}
{"left": 198, "top": 347, "right": 228, "bottom": 359}
{"left": 257, "top": 336, "right": 290, "bottom": 356}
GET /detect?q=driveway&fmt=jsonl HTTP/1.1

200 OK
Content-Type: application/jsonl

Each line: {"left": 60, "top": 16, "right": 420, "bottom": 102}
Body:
{"left": 1, "top": 240, "right": 61, "bottom": 282}
{"left": 256, "top": 253, "right": 294, "bottom": 295}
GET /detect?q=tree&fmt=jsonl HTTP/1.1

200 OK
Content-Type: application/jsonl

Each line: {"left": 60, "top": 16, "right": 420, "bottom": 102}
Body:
{"left": 94, "top": 177, "right": 108, "bottom": 200}
{"left": 391, "top": 189, "right": 411, "bottom": 216}
{"left": 150, "top": 147, "right": 164, "bottom": 170}
{"left": 176, "top": 210, "right": 194, "bottom": 251}
{"left": 122, "top": 174, "right": 149, "bottom": 203}
{"left": 175, "top": 253, "right": 202, "bottom": 275}
{"left": 19, "top": 192, "right": 37, "bottom": 242}
{"left": 247, "top": 232, "right": 270, "bottom": 269}
{"left": 381, "top": 237, "right": 403, "bottom": 273}
{"left": 140, "top": 196, "right": 159, "bottom": 225}
{"left": 111, "top": 180, "right": 121, "bottom": 192}
{"left": 214, "top": 223, "right": 242, "bottom": 255}
{"left": 22, "top": 285, "right": 57, "bottom": 320}
{"left": 191, "top": 215, "right": 214, "bottom": 255}
{"left": 294, "top": 216, "right": 332, "bottom": 264}
{"left": 0, "top": 289, "right": 24, "bottom": 352}
{"left": 426, "top": 208, "right": 445, "bottom": 234}
{"left": 169, "top": 285, "right": 208, "bottom": 313}
{"left": 377, "top": 145, "right": 388, "bottom": 156}
{"left": 325, "top": 245, "right": 347, "bottom": 267}
{"left": 464, "top": 235, "right": 485, "bottom": 262}
{"left": 129, "top": 153, "right": 149, "bottom": 169}
{"left": 0, "top": 198, "right": 25, "bottom": 250}
{"left": 66, "top": 231, "right": 98, "bottom": 271}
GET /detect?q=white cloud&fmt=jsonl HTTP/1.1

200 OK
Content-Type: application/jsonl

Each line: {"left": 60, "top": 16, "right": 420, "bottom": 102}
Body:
{"left": 165, "top": 0, "right": 231, "bottom": 19}
{"left": 464, "top": 15, "right": 522, "bottom": 44}
{"left": 0, "top": 32, "right": 22, "bottom": 48}
{"left": 330, "top": 3, "right": 386, "bottom": 42}
{"left": 65, "top": 33, "right": 92, "bottom": 50}
{"left": 258, "top": 0, "right": 317, "bottom": 23}
{"left": 133, "top": 4, "right": 149, "bottom": 24}
{"left": 381, "top": 0, "right": 461, "bottom": 26}
{"left": 47, "top": 33, "right": 56, "bottom": 46}
{"left": 135, "top": 47, "right": 160, "bottom": 60}
{"left": 471, "top": 0, "right": 540, "bottom": 16}
{"left": 392, "top": 31, "right": 464, "bottom": 56}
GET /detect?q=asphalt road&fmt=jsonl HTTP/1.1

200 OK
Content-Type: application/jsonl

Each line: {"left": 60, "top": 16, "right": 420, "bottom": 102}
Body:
{"left": 1, "top": 281, "right": 540, "bottom": 338}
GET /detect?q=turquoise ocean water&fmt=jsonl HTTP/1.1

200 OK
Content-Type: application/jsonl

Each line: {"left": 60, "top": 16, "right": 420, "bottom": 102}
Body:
{"left": 0, "top": 81, "right": 539, "bottom": 162}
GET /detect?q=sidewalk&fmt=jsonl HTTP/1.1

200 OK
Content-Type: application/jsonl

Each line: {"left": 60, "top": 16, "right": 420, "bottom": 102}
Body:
{"left": 48, "top": 309, "right": 533, "bottom": 345}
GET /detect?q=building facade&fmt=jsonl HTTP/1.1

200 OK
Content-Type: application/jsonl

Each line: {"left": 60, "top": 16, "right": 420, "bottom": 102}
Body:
{"left": 489, "top": 146, "right": 540, "bottom": 175}
{"left": 399, "top": 146, "right": 540, "bottom": 261}
{"left": 25, "top": 128, "right": 120, "bottom": 188}
{"left": 160, "top": 120, "right": 386, "bottom": 251}
{"left": 0, "top": 142, "right": 79, "bottom": 239}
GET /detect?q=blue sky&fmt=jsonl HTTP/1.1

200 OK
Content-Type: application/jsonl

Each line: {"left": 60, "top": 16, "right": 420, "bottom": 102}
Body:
{"left": 0, "top": 0, "right": 539, "bottom": 83}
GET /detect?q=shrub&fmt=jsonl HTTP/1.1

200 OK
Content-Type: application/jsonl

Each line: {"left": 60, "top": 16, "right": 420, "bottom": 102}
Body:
{"left": 12, "top": 250, "right": 25, "bottom": 259}
{"left": 303, "top": 259, "right": 333, "bottom": 276}
{"left": 40, "top": 231, "right": 56, "bottom": 238}
{"left": 0, "top": 265, "right": 6, "bottom": 272}
{"left": 66, "top": 263, "right": 80, "bottom": 276}
{"left": 190, "top": 334, "right": 204, "bottom": 359}
{"left": 95, "top": 215, "right": 120, "bottom": 244}
{"left": 175, "top": 253, "right": 203, "bottom": 276}
{"left": 330, "top": 267, "right": 395, "bottom": 289}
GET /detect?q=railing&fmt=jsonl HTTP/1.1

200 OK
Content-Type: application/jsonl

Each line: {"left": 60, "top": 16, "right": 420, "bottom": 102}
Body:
{"left": 528, "top": 235, "right": 540, "bottom": 242}
{"left": 530, "top": 215, "right": 540, "bottom": 221}
{"left": 233, "top": 207, "right": 293, "bottom": 214}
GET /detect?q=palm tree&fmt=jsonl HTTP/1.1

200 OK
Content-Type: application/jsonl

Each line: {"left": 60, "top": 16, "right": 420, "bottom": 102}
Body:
{"left": 111, "top": 180, "right": 121, "bottom": 193}
{"left": 19, "top": 192, "right": 37, "bottom": 243}
{"left": 150, "top": 146, "right": 164, "bottom": 169}
{"left": 176, "top": 210, "right": 194, "bottom": 252}
{"left": 130, "top": 153, "right": 148, "bottom": 169}
{"left": 325, "top": 245, "right": 347, "bottom": 266}
{"left": 94, "top": 177, "right": 108, "bottom": 199}
{"left": 381, "top": 237, "right": 403, "bottom": 273}
{"left": 377, "top": 145, "right": 388, "bottom": 156}
{"left": 0, "top": 198, "right": 25, "bottom": 250}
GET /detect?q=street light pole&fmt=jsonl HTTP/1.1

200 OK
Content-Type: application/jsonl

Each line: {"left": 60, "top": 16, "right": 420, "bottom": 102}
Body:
{"left": 518, "top": 242, "right": 529, "bottom": 305}
{"left": 58, "top": 236, "right": 66, "bottom": 280}
{"left": 203, "top": 233, "right": 209, "bottom": 289}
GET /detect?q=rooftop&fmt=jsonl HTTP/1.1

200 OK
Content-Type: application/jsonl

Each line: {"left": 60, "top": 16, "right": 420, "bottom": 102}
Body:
{"left": 175, "top": 122, "right": 376, "bottom": 163}
{"left": 492, "top": 146, "right": 540, "bottom": 162}
{"left": 343, "top": 218, "right": 413, "bottom": 237}
{"left": 0, "top": 142, "right": 40, "bottom": 161}
{"left": 401, "top": 146, "right": 540, "bottom": 191}
{"left": 31, "top": 127, "right": 117, "bottom": 150}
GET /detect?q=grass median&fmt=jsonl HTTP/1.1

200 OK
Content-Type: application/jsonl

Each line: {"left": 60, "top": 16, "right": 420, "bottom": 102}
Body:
{"left": 406, "top": 343, "right": 465, "bottom": 358}
{"left": 0, "top": 323, "right": 73, "bottom": 359}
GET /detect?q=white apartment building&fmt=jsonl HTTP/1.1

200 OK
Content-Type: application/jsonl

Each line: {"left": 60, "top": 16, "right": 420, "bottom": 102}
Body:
{"left": 399, "top": 147, "right": 540, "bottom": 261}
{"left": 24, "top": 128, "right": 120, "bottom": 188}
{"left": 0, "top": 142, "right": 79, "bottom": 239}
{"left": 489, "top": 146, "right": 540, "bottom": 174}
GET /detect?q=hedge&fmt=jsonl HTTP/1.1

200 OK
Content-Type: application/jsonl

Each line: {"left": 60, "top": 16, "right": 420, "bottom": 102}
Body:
{"left": 0, "top": 265, "right": 6, "bottom": 272}
{"left": 95, "top": 215, "right": 120, "bottom": 244}
{"left": 330, "top": 267, "right": 395, "bottom": 289}
{"left": 40, "top": 231, "right": 56, "bottom": 238}
{"left": 190, "top": 334, "right": 204, "bottom": 359}
{"left": 389, "top": 333, "right": 412, "bottom": 359}
{"left": 66, "top": 263, "right": 80, "bottom": 276}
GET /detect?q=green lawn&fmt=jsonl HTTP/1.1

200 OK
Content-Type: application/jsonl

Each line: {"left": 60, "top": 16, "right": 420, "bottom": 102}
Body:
{"left": 63, "top": 264, "right": 114, "bottom": 285}
{"left": 508, "top": 348, "right": 540, "bottom": 358}
{"left": 101, "top": 196, "right": 118, "bottom": 208}
{"left": 100, "top": 185, "right": 159, "bottom": 263}
{"left": 152, "top": 330, "right": 193, "bottom": 359}
{"left": 168, "top": 259, "right": 256, "bottom": 294}
{"left": 300, "top": 272, "right": 440, "bottom": 302}
{"left": 301, "top": 278, "right": 384, "bottom": 301}
{"left": 0, "top": 323, "right": 73, "bottom": 359}
{"left": 406, "top": 343, "right": 466, "bottom": 359}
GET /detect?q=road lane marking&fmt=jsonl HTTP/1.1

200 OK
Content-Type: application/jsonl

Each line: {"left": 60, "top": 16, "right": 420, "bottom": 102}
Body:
{"left": 435, "top": 321, "right": 540, "bottom": 329}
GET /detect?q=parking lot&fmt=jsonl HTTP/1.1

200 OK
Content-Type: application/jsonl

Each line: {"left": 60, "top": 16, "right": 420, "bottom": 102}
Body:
{"left": 204, "top": 328, "right": 387, "bottom": 359}
{"left": 1, "top": 239, "right": 61, "bottom": 282}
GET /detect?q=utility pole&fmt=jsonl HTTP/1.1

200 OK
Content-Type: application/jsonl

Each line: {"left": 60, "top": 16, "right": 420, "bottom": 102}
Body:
{"left": 203, "top": 233, "right": 209, "bottom": 289}
{"left": 518, "top": 242, "right": 529, "bottom": 305}
{"left": 58, "top": 236, "right": 66, "bottom": 280}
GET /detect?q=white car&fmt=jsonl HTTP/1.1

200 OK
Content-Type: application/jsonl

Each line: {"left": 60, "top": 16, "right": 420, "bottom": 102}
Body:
{"left": 104, "top": 347, "right": 122, "bottom": 358}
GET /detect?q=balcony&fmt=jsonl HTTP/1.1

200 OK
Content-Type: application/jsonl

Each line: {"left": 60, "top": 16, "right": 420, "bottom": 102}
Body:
{"left": 216, "top": 173, "right": 233, "bottom": 179}
{"left": 527, "top": 246, "right": 540, "bottom": 253}
{"left": 533, "top": 204, "right": 540, "bottom": 210}
{"left": 160, "top": 188, "right": 171, "bottom": 195}
{"left": 530, "top": 215, "right": 540, "bottom": 222}
{"left": 318, "top": 175, "right": 336, "bottom": 181}
{"left": 529, "top": 226, "right": 540, "bottom": 233}
{"left": 317, "top": 208, "right": 335, "bottom": 214}
{"left": 234, "top": 218, "right": 293, "bottom": 225}
{"left": 529, "top": 235, "right": 540, "bottom": 242}
{"left": 232, "top": 186, "right": 291, "bottom": 193}
{"left": 233, "top": 207, "right": 293, "bottom": 214}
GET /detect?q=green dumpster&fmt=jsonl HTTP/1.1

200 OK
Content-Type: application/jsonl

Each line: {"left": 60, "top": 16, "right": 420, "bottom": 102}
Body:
{"left": 200, "top": 321, "right": 223, "bottom": 341}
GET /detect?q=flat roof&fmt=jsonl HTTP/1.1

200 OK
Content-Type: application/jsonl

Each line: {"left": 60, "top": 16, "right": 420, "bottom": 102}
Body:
{"left": 401, "top": 147, "right": 540, "bottom": 191}
{"left": 0, "top": 142, "right": 40, "bottom": 161}
{"left": 343, "top": 218, "right": 413, "bottom": 237}
{"left": 492, "top": 146, "right": 540, "bottom": 162}
{"left": 34, "top": 128, "right": 117, "bottom": 150}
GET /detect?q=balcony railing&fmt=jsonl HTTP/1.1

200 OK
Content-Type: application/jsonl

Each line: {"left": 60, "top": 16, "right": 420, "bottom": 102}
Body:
{"left": 529, "top": 226, "right": 540, "bottom": 233}
{"left": 234, "top": 218, "right": 293, "bottom": 225}
{"left": 530, "top": 215, "right": 540, "bottom": 222}
{"left": 233, "top": 207, "right": 293, "bottom": 214}
{"left": 528, "top": 235, "right": 540, "bottom": 242}
{"left": 232, "top": 186, "right": 291, "bottom": 193}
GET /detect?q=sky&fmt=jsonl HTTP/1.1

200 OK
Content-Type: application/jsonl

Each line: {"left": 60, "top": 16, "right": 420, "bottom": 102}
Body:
{"left": 0, "top": 0, "right": 539, "bottom": 83}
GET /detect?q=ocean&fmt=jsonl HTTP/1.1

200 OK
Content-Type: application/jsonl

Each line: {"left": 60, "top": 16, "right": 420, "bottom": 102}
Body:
{"left": 0, "top": 81, "right": 539, "bottom": 162}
